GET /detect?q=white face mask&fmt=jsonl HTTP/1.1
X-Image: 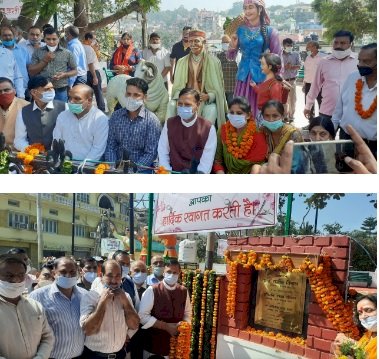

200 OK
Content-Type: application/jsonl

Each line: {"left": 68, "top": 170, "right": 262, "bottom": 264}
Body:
{"left": 83, "top": 271, "right": 97, "bottom": 283}
{"left": 121, "top": 96, "right": 144, "bottom": 112}
{"left": 332, "top": 48, "right": 351, "bottom": 60}
{"left": 46, "top": 45, "right": 58, "bottom": 52}
{"left": 163, "top": 272, "right": 179, "bottom": 286}
{"left": 360, "top": 316, "right": 377, "bottom": 332}
{"left": 0, "top": 279, "right": 26, "bottom": 298}
{"left": 133, "top": 272, "right": 147, "bottom": 285}
{"left": 150, "top": 43, "right": 161, "bottom": 50}
{"left": 227, "top": 113, "right": 247, "bottom": 129}
{"left": 284, "top": 47, "right": 293, "bottom": 53}
{"left": 221, "top": 43, "right": 229, "bottom": 51}
{"left": 306, "top": 50, "right": 312, "bottom": 56}
{"left": 26, "top": 264, "right": 32, "bottom": 274}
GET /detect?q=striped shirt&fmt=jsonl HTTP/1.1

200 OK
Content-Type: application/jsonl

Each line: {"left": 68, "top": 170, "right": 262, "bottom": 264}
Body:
{"left": 80, "top": 285, "right": 135, "bottom": 353}
{"left": 216, "top": 51, "right": 238, "bottom": 93}
{"left": 29, "top": 282, "right": 86, "bottom": 359}
{"left": 104, "top": 106, "right": 161, "bottom": 171}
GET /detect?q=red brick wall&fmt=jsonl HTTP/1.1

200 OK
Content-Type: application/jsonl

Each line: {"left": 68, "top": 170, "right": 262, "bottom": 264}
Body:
{"left": 218, "top": 236, "right": 351, "bottom": 359}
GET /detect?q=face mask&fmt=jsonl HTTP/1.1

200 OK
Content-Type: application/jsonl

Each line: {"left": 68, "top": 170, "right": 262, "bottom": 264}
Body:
{"left": 40, "top": 90, "right": 55, "bottom": 103}
{"left": 153, "top": 267, "right": 164, "bottom": 277}
{"left": 55, "top": 275, "right": 77, "bottom": 289}
{"left": 0, "top": 279, "right": 25, "bottom": 298}
{"left": 122, "top": 266, "right": 130, "bottom": 278}
{"left": 133, "top": 272, "right": 147, "bottom": 285}
{"left": 2, "top": 39, "right": 15, "bottom": 47}
{"left": 306, "top": 50, "right": 312, "bottom": 56}
{"left": 284, "top": 47, "right": 293, "bottom": 53}
{"left": 68, "top": 102, "right": 86, "bottom": 114}
{"left": 177, "top": 106, "right": 194, "bottom": 120}
{"left": 150, "top": 43, "right": 160, "bottom": 49}
{"left": 357, "top": 65, "right": 374, "bottom": 77}
{"left": 123, "top": 96, "right": 143, "bottom": 112}
{"left": 262, "top": 119, "right": 284, "bottom": 132}
{"left": 332, "top": 48, "right": 351, "bottom": 60}
{"left": 26, "top": 264, "right": 32, "bottom": 274}
{"left": 222, "top": 43, "right": 229, "bottom": 51}
{"left": 0, "top": 92, "right": 15, "bottom": 107}
{"left": 360, "top": 316, "right": 377, "bottom": 332}
{"left": 46, "top": 45, "right": 57, "bottom": 52}
{"left": 228, "top": 113, "right": 247, "bottom": 129}
{"left": 83, "top": 271, "right": 97, "bottom": 283}
{"left": 164, "top": 273, "right": 179, "bottom": 286}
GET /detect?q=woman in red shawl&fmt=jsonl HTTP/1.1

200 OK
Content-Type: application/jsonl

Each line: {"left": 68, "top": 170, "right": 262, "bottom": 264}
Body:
{"left": 110, "top": 32, "right": 141, "bottom": 76}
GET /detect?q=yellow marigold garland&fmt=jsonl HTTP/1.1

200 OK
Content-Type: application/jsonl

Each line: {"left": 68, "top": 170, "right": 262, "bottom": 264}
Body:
{"left": 94, "top": 163, "right": 110, "bottom": 174}
{"left": 224, "top": 250, "right": 360, "bottom": 339}
{"left": 210, "top": 276, "right": 220, "bottom": 359}
{"left": 169, "top": 321, "right": 192, "bottom": 359}
{"left": 16, "top": 143, "right": 46, "bottom": 172}
{"left": 198, "top": 270, "right": 209, "bottom": 359}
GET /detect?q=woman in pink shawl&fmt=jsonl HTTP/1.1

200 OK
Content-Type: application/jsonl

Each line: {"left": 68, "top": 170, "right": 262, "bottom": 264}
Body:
{"left": 227, "top": 0, "right": 281, "bottom": 117}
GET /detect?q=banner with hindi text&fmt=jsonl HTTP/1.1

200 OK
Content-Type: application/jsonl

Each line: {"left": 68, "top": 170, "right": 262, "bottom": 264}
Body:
{"left": 153, "top": 193, "right": 278, "bottom": 234}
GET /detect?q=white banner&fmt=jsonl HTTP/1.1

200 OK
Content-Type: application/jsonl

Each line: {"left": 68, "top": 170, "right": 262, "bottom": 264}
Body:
{"left": 101, "top": 237, "right": 123, "bottom": 256}
{"left": 0, "top": 0, "right": 22, "bottom": 20}
{"left": 153, "top": 193, "right": 278, "bottom": 235}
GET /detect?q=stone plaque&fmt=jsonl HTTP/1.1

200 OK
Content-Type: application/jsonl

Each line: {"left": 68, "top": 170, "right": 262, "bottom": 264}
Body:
{"left": 254, "top": 271, "right": 307, "bottom": 334}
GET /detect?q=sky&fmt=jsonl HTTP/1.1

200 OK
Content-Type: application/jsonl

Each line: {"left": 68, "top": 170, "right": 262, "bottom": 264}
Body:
{"left": 136, "top": 193, "right": 377, "bottom": 233}
{"left": 160, "top": 0, "right": 312, "bottom": 12}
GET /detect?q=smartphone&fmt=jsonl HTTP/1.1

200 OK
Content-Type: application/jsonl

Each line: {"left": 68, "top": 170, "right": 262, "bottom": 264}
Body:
{"left": 291, "top": 140, "right": 355, "bottom": 174}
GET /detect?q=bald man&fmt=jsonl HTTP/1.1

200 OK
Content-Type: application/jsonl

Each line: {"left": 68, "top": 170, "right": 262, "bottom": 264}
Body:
{"left": 80, "top": 260, "right": 139, "bottom": 359}
{"left": 52, "top": 84, "right": 108, "bottom": 160}
{"left": 146, "top": 255, "right": 165, "bottom": 286}
{"left": 217, "top": 34, "right": 238, "bottom": 105}
{"left": 130, "top": 260, "right": 148, "bottom": 299}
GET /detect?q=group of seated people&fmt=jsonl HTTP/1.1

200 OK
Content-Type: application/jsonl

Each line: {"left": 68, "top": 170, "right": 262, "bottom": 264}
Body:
{"left": 1, "top": 73, "right": 375, "bottom": 174}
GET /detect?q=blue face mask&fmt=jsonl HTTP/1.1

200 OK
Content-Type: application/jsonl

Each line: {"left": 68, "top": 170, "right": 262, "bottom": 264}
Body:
{"left": 40, "top": 90, "right": 55, "bottom": 103}
{"left": 56, "top": 275, "right": 77, "bottom": 289}
{"left": 122, "top": 266, "right": 130, "bottom": 278}
{"left": 153, "top": 267, "right": 164, "bottom": 277}
{"left": 177, "top": 106, "right": 194, "bottom": 120}
{"left": 68, "top": 102, "right": 85, "bottom": 114}
{"left": 262, "top": 119, "right": 284, "bottom": 132}
{"left": 2, "top": 39, "right": 15, "bottom": 47}
{"left": 83, "top": 271, "right": 97, "bottom": 283}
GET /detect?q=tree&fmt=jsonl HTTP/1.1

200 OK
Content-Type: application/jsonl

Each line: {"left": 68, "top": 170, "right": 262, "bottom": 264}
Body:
{"left": 360, "top": 216, "right": 377, "bottom": 236}
{"left": 311, "top": 0, "right": 377, "bottom": 41}
{"left": 349, "top": 230, "right": 377, "bottom": 271}
{"left": 323, "top": 222, "right": 344, "bottom": 234}
{"left": 2, "top": 0, "right": 160, "bottom": 36}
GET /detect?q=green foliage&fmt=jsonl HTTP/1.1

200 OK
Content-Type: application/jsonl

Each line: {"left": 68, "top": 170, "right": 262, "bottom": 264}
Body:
{"left": 300, "top": 193, "right": 345, "bottom": 210}
{"left": 360, "top": 216, "right": 377, "bottom": 235}
{"left": 349, "top": 229, "right": 377, "bottom": 271}
{"left": 323, "top": 222, "right": 344, "bottom": 234}
{"left": 311, "top": 0, "right": 377, "bottom": 41}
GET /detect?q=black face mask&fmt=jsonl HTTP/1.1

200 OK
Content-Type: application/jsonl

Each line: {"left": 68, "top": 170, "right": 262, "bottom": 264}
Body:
{"left": 357, "top": 65, "right": 375, "bottom": 77}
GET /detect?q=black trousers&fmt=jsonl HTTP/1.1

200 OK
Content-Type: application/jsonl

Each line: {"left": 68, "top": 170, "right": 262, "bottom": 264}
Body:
{"left": 82, "top": 346, "right": 126, "bottom": 359}
{"left": 304, "top": 82, "right": 322, "bottom": 119}
{"left": 87, "top": 70, "right": 106, "bottom": 112}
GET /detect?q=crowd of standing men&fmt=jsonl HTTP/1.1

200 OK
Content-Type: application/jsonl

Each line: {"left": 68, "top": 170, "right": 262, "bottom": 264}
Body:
{"left": 0, "top": 248, "right": 190, "bottom": 359}
{"left": 0, "top": 0, "right": 377, "bottom": 174}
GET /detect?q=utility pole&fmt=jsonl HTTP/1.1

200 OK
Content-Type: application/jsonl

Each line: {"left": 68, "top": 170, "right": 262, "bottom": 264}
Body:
{"left": 314, "top": 206, "right": 319, "bottom": 233}
{"left": 129, "top": 193, "right": 135, "bottom": 256}
{"left": 285, "top": 194, "right": 294, "bottom": 235}
{"left": 205, "top": 232, "right": 216, "bottom": 270}
{"left": 147, "top": 193, "right": 154, "bottom": 266}
{"left": 36, "top": 194, "right": 43, "bottom": 266}
{"left": 71, "top": 194, "right": 76, "bottom": 256}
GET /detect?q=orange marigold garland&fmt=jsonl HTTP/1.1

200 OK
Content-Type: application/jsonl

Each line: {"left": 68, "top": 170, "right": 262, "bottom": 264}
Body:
{"left": 94, "top": 163, "right": 110, "bottom": 174}
{"left": 169, "top": 321, "right": 192, "bottom": 359}
{"left": 198, "top": 270, "right": 209, "bottom": 359}
{"left": 16, "top": 143, "right": 46, "bottom": 173}
{"left": 355, "top": 79, "right": 377, "bottom": 119}
{"left": 225, "top": 120, "right": 256, "bottom": 159}
{"left": 225, "top": 249, "right": 360, "bottom": 339}
{"left": 155, "top": 165, "right": 170, "bottom": 174}
{"left": 210, "top": 276, "right": 220, "bottom": 359}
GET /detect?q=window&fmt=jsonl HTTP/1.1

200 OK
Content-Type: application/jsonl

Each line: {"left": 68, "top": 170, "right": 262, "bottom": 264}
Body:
{"left": 120, "top": 202, "right": 129, "bottom": 215}
{"left": 8, "top": 212, "right": 29, "bottom": 229}
{"left": 76, "top": 193, "right": 90, "bottom": 204}
{"left": 49, "top": 209, "right": 58, "bottom": 216}
{"left": 42, "top": 219, "right": 58, "bottom": 234}
{"left": 8, "top": 200, "right": 20, "bottom": 207}
{"left": 75, "top": 225, "right": 86, "bottom": 237}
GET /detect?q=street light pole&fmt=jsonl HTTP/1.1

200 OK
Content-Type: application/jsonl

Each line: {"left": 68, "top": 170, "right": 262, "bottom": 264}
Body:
{"left": 147, "top": 193, "right": 154, "bottom": 266}
{"left": 36, "top": 193, "right": 43, "bottom": 266}
{"left": 71, "top": 194, "right": 76, "bottom": 256}
{"left": 285, "top": 193, "right": 294, "bottom": 235}
{"left": 205, "top": 232, "right": 216, "bottom": 270}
